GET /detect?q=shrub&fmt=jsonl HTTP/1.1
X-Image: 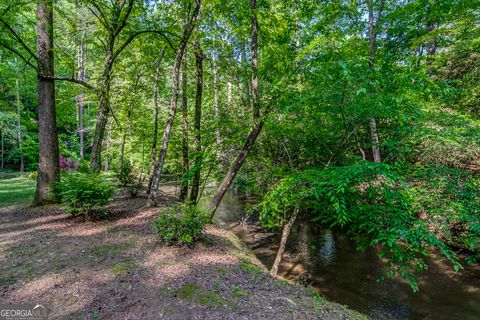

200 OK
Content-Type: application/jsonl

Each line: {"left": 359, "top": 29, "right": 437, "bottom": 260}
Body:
{"left": 55, "top": 172, "right": 115, "bottom": 220}
{"left": 258, "top": 162, "right": 465, "bottom": 291}
{"left": 114, "top": 162, "right": 135, "bottom": 187}
{"left": 153, "top": 204, "right": 208, "bottom": 245}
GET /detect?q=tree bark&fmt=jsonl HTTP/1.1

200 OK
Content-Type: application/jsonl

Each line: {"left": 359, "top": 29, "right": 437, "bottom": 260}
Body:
{"left": 250, "top": 0, "right": 259, "bottom": 120}
{"left": 90, "top": 38, "right": 113, "bottom": 171}
{"left": 148, "top": 0, "right": 201, "bottom": 206}
{"left": 33, "top": 0, "right": 59, "bottom": 205}
{"left": 179, "top": 63, "right": 189, "bottom": 201}
{"left": 147, "top": 51, "right": 165, "bottom": 193}
{"left": 77, "top": 30, "right": 86, "bottom": 160}
{"left": 271, "top": 207, "right": 299, "bottom": 277}
{"left": 190, "top": 41, "right": 203, "bottom": 203}
{"left": 15, "top": 58, "right": 24, "bottom": 173}
{"left": 212, "top": 47, "right": 222, "bottom": 162}
{"left": 367, "top": 0, "right": 384, "bottom": 163}
{"left": 103, "top": 120, "right": 112, "bottom": 171}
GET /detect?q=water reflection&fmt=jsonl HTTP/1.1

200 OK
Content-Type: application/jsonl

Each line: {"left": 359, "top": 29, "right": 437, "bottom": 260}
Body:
{"left": 318, "top": 229, "right": 335, "bottom": 266}
{"left": 161, "top": 186, "right": 480, "bottom": 320}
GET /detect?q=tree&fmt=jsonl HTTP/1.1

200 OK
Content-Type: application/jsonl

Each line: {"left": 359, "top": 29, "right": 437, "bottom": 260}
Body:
{"left": 148, "top": 0, "right": 202, "bottom": 206}
{"left": 32, "top": 0, "right": 59, "bottom": 205}
{"left": 189, "top": 40, "right": 203, "bottom": 204}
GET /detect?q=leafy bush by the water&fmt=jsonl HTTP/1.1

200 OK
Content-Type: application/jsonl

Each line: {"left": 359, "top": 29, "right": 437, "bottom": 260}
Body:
{"left": 153, "top": 205, "right": 208, "bottom": 245}
{"left": 55, "top": 172, "right": 115, "bottom": 220}
{"left": 258, "top": 161, "right": 471, "bottom": 291}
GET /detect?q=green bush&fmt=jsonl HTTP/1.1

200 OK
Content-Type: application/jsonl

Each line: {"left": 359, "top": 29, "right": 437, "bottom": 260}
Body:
{"left": 153, "top": 204, "right": 208, "bottom": 245}
{"left": 114, "top": 162, "right": 135, "bottom": 187}
{"left": 55, "top": 172, "right": 115, "bottom": 220}
{"left": 258, "top": 162, "right": 467, "bottom": 291}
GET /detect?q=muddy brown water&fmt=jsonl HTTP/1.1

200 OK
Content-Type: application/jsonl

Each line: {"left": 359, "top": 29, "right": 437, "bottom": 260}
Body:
{"left": 195, "top": 189, "right": 480, "bottom": 320}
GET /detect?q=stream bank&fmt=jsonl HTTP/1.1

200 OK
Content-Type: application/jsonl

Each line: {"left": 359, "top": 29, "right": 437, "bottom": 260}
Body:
{"left": 197, "top": 189, "right": 480, "bottom": 320}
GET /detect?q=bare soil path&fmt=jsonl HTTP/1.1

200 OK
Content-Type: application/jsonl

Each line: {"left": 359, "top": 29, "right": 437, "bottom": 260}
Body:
{"left": 0, "top": 197, "right": 364, "bottom": 319}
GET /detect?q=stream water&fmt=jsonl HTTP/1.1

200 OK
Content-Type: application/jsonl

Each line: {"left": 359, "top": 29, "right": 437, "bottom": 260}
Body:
{"left": 195, "top": 189, "right": 480, "bottom": 320}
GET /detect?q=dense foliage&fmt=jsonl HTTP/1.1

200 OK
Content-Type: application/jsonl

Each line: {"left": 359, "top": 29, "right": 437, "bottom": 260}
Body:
{"left": 0, "top": 0, "right": 479, "bottom": 291}
{"left": 153, "top": 204, "right": 208, "bottom": 245}
{"left": 55, "top": 172, "right": 115, "bottom": 219}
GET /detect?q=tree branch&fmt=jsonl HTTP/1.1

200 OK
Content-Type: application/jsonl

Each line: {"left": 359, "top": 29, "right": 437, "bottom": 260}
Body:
{"left": 0, "top": 17, "right": 38, "bottom": 62}
{"left": 87, "top": 2, "right": 109, "bottom": 29}
{"left": 112, "top": 30, "right": 177, "bottom": 63}
{"left": 112, "top": 0, "right": 135, "bottom": 39}
{"left": 45, "top": 76, "right": 98, "bottom": 91}
{"left": 0, "top": 40, "right": 37, "bottom": 70}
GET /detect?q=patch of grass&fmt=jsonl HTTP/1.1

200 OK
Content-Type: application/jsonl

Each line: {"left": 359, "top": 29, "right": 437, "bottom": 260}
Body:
{"left": 231, "top": 285, "right": 249, "bottom": 298}
{"left": 239, "top": 261, "right": 261, "bottom": 274}
{"left": 111, "top": 260, "right": 139, "bottom": 274}
{"left": 90, "top": 241, "right": 134, "bottom": 262}
{"left": 176, "top": 282, "right": 225, "bottom": 306}
{"left": 0, "top": 174, "right": 36, "bottom": 206}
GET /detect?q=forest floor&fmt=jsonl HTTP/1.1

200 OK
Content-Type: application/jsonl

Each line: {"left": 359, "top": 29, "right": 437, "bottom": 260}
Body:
{"left": 0, "top": 178, "right": 365, "bottom": 319}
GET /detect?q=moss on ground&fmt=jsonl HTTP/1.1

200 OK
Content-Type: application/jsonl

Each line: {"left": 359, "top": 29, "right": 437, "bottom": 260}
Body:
{"left": 176, "top": 282, "right": 225, "bottom": 306}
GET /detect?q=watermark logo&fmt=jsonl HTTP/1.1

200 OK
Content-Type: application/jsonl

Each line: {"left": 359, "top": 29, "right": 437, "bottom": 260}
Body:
{"left": 0, "top": 304, "right": 48, "bottom": 320}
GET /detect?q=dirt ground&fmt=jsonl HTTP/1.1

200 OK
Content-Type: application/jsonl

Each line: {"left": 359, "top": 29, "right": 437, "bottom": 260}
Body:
{"left": 0, "top": 196, "right": 365, "bottom": 320}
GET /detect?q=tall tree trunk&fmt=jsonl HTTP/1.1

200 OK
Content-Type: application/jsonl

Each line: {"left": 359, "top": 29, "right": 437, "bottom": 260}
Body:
{"left": 15, "top": 58, "right": 24, "bottom": 173}
{"left": 250, "top": 0, "right": 259, "bottom": 120}
{"left": 206, "top": 0, "right": 265, "bottom": 219}
{"left": 190, "top": 41, "right": 203, "bottom": 203}
{"left": 179, "top": 63, "right": 189, "bottom": 201}
{"left": 77, "top": 31, "right": 85, "bottom": 160}
{"left": 367, "top": 0, "right": 384, "bottom": 163}
{"left": 33, "top": 0, "right": 59, "bottom": 205}
{"left": 212, "top": 48, "right": 222, "bottom": 162}
{"left": 90, "top": 38, "right": 114, "bottom": 171}
{"left": 148, "top": 0, "right": 202, "bottom": 206}
{"left": 271, "top": 207, "right": 299, "bottom": 277}
{"left": 147, "top": 51, "right": 165, "bottom": 193}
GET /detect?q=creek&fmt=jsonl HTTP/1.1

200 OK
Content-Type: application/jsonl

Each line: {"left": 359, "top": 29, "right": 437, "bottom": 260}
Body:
{"left": 196, "top": 189, "right": 480, "bottom": 320}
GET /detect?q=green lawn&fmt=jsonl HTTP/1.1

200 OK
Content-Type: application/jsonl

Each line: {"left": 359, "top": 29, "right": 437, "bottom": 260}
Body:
{"left": 0, "top": 173, "right": 36, "bottom": 206}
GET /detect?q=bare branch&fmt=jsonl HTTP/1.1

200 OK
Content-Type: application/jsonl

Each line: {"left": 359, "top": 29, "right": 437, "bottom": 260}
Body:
{"left": 45, "top": 76, "right": 98, "bottom": 91}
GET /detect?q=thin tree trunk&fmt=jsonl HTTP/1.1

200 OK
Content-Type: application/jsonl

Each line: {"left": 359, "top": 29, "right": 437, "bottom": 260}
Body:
{"left": 148, "top": 0, "right": 201, "bottom": 206}
{"left": 147, "top": 51, "right": 165, "bottom": 193}
{"left": 207, "top": 113, "right": 268, "bottom": 220}
{"left": 103, "top": 120, "right": 112, "bottom": 171}
{"left": 271, "top": 206, "right": 299, "bottom": 277}
{"left": 367, "top": 0, "right": 384, "bottom": 163}
{"left": 119, "top": 127, "right": 127, "bottom": 168}
{"left": 179, "top": 63, "right": 189, "bottom": 201}
{"left": 250, "top": 0, "right": 259, "bottom": 120}
{"left": 206, "top": 0, "right": 265, "bottom": 219}
{"left": 15, "top": 58, "right": 23, "bottom": 173}
{"left": 212, "top": 48, "right": 222, "bottom": 161}
{"left": 1, "top": 130, "right": 4, "bottom": 170}
{"left": 77, "top": 31, "right": 85, "bottom": 160}
{"left": 33, "top": 0, "right": 59, "bottom": 205}
{"left": 190, "top": 41, "right": 203, "bottom": 203}
{"left": 90, "top": 39, "right": 113, "bottom": 171}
